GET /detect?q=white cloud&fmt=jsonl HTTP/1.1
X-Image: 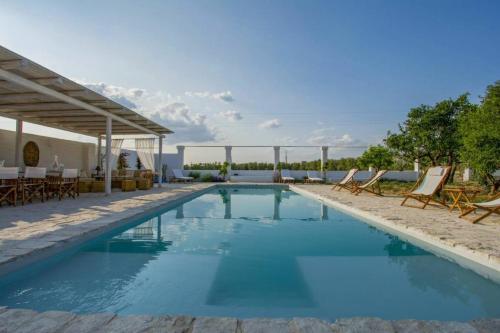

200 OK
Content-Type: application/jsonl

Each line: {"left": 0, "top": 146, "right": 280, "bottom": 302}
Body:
{"left": 218, "top": 110, "right": 242, "bottom": 122}
{"left": 185, "top": 90, "right": 234, "bottom": 103}
{"left": 259, "top": 118, "right": 281, "bottom": 129}
{"left": 307, "top": 127, "right": 361, "bottom": 147}
{"left": 82, "top": 81, "right": 217, "bottom": 144}
{"left": 150, "top": 103, "right": 217, "bottom": 143}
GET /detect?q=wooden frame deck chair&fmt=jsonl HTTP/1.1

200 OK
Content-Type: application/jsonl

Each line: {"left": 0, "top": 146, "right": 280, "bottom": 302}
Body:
{"left": 459, "top": 194, "right": 500, "bottom": 224}
{"left": 306, "top": 171, "right": 324, "bottom": 183}
{"left": 49, "top": 169, "right": 79, "bottom": 200}
{"left": 280, "top": 169, "right": 295, "bottom": 183}
{"left": 332, "top": 168, "right": 358, "bottom": 192}
{"left": 172, "top": 169, "right": 194, "bottom": 182}
{"left": 401, "top": 166, "right": 451, "bottom": 209}
{"left": 352, "top": 170, "right": 387, "bottom": 196}
{"left": 0, "top": 167, "right": 19, "bottom": 207}
{"left": 22, "top": 167, "right": 47, "bottom": 205}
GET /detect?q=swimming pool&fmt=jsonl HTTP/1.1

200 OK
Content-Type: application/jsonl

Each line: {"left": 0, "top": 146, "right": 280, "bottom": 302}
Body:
{"left": 0, "top": 186, "right": 499, "bottom": 321}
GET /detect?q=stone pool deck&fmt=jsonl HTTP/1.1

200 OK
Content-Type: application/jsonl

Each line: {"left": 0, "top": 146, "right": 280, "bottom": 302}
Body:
{"left": 0, "top": 308, "right": 499, "bottom": 333}
{"left": 292, "top": 185, "right": 500, "bottom": 277}
{"left": 0, "top": 183, "right": 215, "bottom": 274}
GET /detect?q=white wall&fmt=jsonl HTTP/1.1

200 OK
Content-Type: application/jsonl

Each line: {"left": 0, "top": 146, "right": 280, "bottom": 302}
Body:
{"left": 181, "top": 169, "right": 419, "bottom": 182}
{"left": 0, "top": 129, "right": 97, "bottom": 172}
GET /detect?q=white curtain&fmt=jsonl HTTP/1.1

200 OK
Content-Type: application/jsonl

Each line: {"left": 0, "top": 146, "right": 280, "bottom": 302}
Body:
{"left": 105, "top": 138, "right": 124, "bottom": 170}
{"left": 135, "top": 138, "right": 155, "bottom": 171}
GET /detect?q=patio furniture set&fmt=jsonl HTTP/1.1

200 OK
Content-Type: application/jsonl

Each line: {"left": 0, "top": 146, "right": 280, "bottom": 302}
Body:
{"left": 78, "top": 169, "right": 154, "bottom": 193}
{"left": 0, "top": 166, "right": 78, "bottom": 207}
{"left": 282, "top": 167, "right": 499, "bottom": 224}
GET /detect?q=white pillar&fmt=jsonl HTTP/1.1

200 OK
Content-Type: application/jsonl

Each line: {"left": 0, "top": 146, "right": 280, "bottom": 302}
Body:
{"left": 225, "top": 146, "right": 232, "bottom": 176}
{"left": 105, "top": 117, "right": 112, "bottom": 195}
{"left": 273, "top": 146, "right": 280, "bottom": 172}
{"left": 158, "top": 136, "right": 163, "bottom": 187}
{"left": 177, "top": 145, "right": 185, "bottom": 169}
{"left": 14, "top": 119, "right": 23, "bottom": 167}
{"left": 414, "top": 159, "right": 420, "bottom": 173}
{"left": 463, "top": 168, "right": 473, "bottom": 182}
{"left": 368, "top": 166, "right": 374, "bottom": 173}
{"left": 97, "top": 135, "right": 102, "bottom": 172}
{"left": 321, "top": 146, "right": 328, "bottom": 179}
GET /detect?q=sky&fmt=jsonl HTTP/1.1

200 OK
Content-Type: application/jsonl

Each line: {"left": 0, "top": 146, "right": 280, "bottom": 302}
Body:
{"left": 0, "top": 0, "right": 499, "bottom": 163}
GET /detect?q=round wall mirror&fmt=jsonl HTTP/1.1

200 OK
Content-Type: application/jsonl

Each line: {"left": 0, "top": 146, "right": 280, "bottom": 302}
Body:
{"left": 23, "top": 141, "right": 40, "bottom": 167}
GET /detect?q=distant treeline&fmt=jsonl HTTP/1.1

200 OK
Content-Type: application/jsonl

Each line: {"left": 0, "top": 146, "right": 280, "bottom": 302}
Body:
{"left": 184, "top": 158, "right": 412, "bottom": 171}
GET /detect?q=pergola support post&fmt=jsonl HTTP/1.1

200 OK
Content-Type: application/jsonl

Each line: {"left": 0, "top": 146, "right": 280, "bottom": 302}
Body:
{"left": 177, "top": 145, "right": 185, "bottom": 170}
{"left": 158, "top": 136, "right": 163, "bottom": 187}
{"left": 105, "top": 117, "right": 112, "bottom": 195}
{"left": 14, "top": 119, "right": 23, "bottom": 166}
{"left": 97, "top": 135, "right": 102, "bottom": 171}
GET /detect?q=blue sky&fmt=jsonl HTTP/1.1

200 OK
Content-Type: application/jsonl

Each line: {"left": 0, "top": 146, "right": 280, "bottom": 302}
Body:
{"left": 1, "top": 0, "right": 499, "bottom": 162}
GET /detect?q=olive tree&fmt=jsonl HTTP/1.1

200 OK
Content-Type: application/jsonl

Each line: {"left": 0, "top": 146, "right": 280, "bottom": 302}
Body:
{"left": 459, "top": 81, "right": 500, "bottom": 192}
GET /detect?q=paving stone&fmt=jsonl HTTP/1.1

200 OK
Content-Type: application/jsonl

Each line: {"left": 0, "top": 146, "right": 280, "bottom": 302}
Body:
{"left": 12, "top": 310, "right": 76, "bottom": 333}
{"left": 191, "top": 316, "right": 238, "bottom": 333}
{"left": 468, "top": 319, "right": 500, "bottom": 333}
{"left": 143, "top": 315, "right": 195, "bottom": 333}
{"left": 0, "top": 308, "right": 39, "bottom": 333}
{"left": 289, "top": 317, "right": 333, "bottom": 333}
{"left": 0, "top": 307, "right": 7, "bottom": 315}
{"left": 392, "top": 319, "right": 478, "bottom": 333}
{"left": 97, "top": 315, "right": 156, "bottom": 333}
{"left": 241, "top": 318, "right": 291, "bottom": 333}
{"left": 60, "top": 313, "right": 116, "bottom": 333}
{"left": 332, "top": 317, "right": 395, "bottom": 333}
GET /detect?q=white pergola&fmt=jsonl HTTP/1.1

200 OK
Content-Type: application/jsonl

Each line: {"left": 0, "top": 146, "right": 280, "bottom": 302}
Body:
{"left": 0, "top": 45, "right": 173, "bottom": 194}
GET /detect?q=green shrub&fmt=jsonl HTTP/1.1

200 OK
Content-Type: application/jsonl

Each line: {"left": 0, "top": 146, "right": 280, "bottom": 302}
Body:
{"left": 188, "top": 171, "right": 201, "bottom": 179}
{"left": 201, "top": 173, "right": 214, "bottom": 182}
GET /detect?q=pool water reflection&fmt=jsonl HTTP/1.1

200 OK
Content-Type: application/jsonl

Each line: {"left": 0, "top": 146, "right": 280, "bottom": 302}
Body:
{"left": 0, "top": 186, "right": 499, "bottom": 321}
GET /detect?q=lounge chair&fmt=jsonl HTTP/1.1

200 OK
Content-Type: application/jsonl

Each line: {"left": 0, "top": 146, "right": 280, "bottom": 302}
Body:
{"left": 459, "top": 194, "right": 500, "bottom": 224}
{"left": 22, "top": 167, "right": 47, "bottom": 204}
{"left": 401, "top": 166, "right": 451, "bottom": 209}
{"left": 332, "top": 168, "right": 358, "bottom": 192}
{"left": 306, "top": 171, "right": 324, "bottom": 183}
{"left": 280, "top": 169, "right": 295, "bottom": 183}
{"left": 0, "top": 167, "right": 19, "bottom": 207}
{"left": 352, "top": 170, "right": 387, "bottom": 196}
{"left": 172, "top": 169, "right": 194, "bottom": 182}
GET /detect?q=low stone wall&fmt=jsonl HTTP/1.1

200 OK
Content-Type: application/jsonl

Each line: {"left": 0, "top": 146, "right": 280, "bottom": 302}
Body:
{"left": 181, "top": 169, "right": 418, "bottom": 182}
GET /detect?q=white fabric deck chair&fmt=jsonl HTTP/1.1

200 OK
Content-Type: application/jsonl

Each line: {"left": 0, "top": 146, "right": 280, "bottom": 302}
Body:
{"left": 0, "top": 167, "right": 19, "bottom": 206}
{"left": 353, "top": 170, "right": 387, "bottom": 196}
{"left": 332, "top": 168, "right": 359, "bottom": 191}
{"left": 459, "top": 194, "right": 500, "bottom": 224}
{"left": 280, "top": 169, "right": 295, "bottom": 183}
{"left": 401, "top": 166, "right": 451, "bottom": 209}
{"left": 306, "top": 171, "right": 324, "bottom": 183}
{"left": 172, "top": 169, "right": 194, "bottom": 182}
{"left": 22, "top": 167, "right": 47, "bottom": 204}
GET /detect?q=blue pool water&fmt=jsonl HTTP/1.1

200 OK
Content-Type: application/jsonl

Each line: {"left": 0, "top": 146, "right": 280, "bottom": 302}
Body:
{"left": 0, "top": 186, "right": 499, "bottom": 321}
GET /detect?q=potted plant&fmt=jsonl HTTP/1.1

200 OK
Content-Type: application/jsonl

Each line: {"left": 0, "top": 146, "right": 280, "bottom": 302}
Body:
{"left": 219, "top": 161, "right": 229, "bottom": 181}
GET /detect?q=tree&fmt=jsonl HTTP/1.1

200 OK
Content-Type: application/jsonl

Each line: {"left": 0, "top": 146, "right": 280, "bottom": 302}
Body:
{"left": 358, "top": 145, "right": 394, "bottom": 171}
{"left": 385, "top": 94, "right": 474, "bottom": 168}
{"left": 136, "top": 157, "right": 143, "bottom": 170}
{"left": 459, "top": 81, "right": 500, "bottom": 192}
{"left": 117, "top": 152, "right": 129, "bottom": 170}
